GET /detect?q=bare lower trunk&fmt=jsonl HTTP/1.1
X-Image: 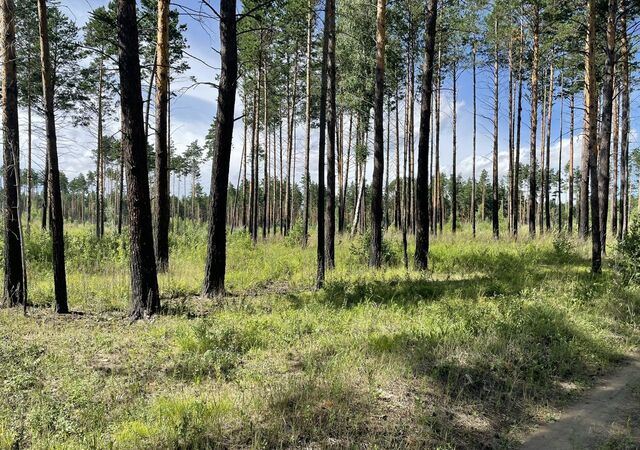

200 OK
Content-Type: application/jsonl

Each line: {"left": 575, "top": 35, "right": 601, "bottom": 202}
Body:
{"left": 117, "top": 0, "right": 160, "bottom": 318}
{"left": 38, "top": 0, "right": 68, "bottom": 313}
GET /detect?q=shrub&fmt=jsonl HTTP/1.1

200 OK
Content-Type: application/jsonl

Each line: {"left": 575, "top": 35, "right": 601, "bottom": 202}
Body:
{"left": 613, "top": 212, "right": 640, "bottom": 283}
{"left": 347, "top": 230, "right": 400, "bottom": 267}
{"left": 284, "top": 219, "right": 308, "bottom": 247}
{"left": 552, "top": 232, "right": 574, "bottom": 261}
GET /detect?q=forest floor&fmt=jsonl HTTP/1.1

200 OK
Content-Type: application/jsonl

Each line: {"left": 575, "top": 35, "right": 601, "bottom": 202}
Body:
{"left": 1, "top": 223, "right": 639, "bottom": 449}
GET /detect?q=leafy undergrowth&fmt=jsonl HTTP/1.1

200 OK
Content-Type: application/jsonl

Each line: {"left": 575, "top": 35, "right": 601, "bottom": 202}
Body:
{"left": 1, "top": 224, "right": 639, "bottom": 448}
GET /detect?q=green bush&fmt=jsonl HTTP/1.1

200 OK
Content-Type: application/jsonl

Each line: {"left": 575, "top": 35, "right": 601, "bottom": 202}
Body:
{"left": 347, "top": 230, "right": 400, "bottom": 267}
{"left": 613, "top": 212, "right": 640, "bottom": 283}
{"left": 552, "top": 232, "right": 574, "bottom": 261}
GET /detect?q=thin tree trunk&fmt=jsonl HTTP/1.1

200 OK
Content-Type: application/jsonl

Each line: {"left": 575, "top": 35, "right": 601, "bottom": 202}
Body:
{"left": 611, "top": 81, "right": 619, "bottom": 235}
{"left": 326, "top": 0, "right": 336, "bottom": 269}
{"left": 492, "top": 16, "right": 499, "bottom": 239}
{"left": 545, "top": 62, "right": 554, "bottom": 231}
{"left": 508, "top": 37, "right": 514, "bottom": 234}
{"left": 302, "top": 1, "right": 313, "bottom": 247}
{"left": 529, "top": 5, "right": 539, "bottom": 237}
{"left": 513, "top": 24, "right": 524, "bottom": 237}
{"left": 285, "top": 53, "right": 299, "bottom": 234}
{"left": 568, "top": 94, "right": 575, "bottom": 233}
{"left": 451, "top": 61, "right": 457, "bottom": 233}
{"left": 558, "top": 71, "right": 564, "bottom": 230}
{"left": 472, "top": 42, "right": 477, "bottom": 237}
{"left": 619, "top": 2, "right": 629, "bottom": 239}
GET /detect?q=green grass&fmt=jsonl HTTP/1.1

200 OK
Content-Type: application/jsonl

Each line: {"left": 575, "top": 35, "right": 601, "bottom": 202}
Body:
{"left": 1, "top": 222, "right": 639, "bottom": 448}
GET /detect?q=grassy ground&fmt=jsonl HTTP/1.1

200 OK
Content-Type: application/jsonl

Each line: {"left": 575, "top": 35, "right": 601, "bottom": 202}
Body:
{"left": 1, "top": 222, "right": 639, "bottom": 449}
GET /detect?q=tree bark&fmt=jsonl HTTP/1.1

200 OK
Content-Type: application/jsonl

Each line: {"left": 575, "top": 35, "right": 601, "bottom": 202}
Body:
{"left": 413, "top": 0, "right": 437, "bottom": 270}
{"left": 492, "top": 16, "right": 499, "bottom": 239}
{"left": 117, "top": 0, "right": 160, "bottom": 318}
{"left": 528, "top": 4, "right": 539, "bottom": 238}
{"left": 316, "top": 0, "right": 331, "bottom": 287}
{"left": 568, "top": 94, "right": 575, "bottom": 233}
{"left": 326, "top": 0, "right": 336, "bottom": 269}
{"left": 597, "top": 0, "right": 616, "bottom": 251}
{"left": 472, "top": 42, "right": 477, "bottom": 237}
{"left": 38, "top": 0, "right": 68, "bottom": 313}
{"left": 154, "top": 0, "right": 170, "bottom": 270}
{"left": 513, "top": 24, "right": 524, "bottom": 237}
{"left": 451, "top": 61, "right": 457, "bottom": 233}
{"left": 585, "top": 0, "right": 601, "bottom": 273}
{"left": 619, "top": 2, "right": 629, "bottom": 239}
{"left": 302, "top": 1, "right": 313, "bottom": 247}
{"left": 203, "top": 0, "right": 237, "bottom": 296}
{"left": 370, "top": 0, "right": 385, "bottom": 267}
{"left": 2, "top": 0, "right": 27, "bottom": 308}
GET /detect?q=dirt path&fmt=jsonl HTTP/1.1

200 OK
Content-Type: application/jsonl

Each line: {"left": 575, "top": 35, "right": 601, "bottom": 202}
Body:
{"left": 520, "top": 356, "right": 640, "bottom": 450}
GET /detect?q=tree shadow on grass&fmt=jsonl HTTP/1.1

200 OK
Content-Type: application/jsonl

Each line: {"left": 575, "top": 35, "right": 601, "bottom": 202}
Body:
{"left": 366, "top": 301, "right": 626, "bottom": 448}
{"left": 311, "top": 245, "right": 600, "bottom": 310}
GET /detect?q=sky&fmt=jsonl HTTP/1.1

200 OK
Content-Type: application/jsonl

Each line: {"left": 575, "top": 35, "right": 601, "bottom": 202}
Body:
{"left": 19, "top": 0, "right": 640, "bottom": 197}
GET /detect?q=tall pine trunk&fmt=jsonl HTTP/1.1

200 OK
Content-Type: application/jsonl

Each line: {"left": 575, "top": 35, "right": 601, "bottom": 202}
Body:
{"left": 117, "top": 0, "right": 160, "bottom": 318}
{"left": 154, "top": 0, "right": 170, "bottom": 270}
{"left": 597, "top": 0, "right": 617, "bottom": 251}
{"left": 370, "top": 0, "right": 385, "bottom": 267}
{"left": 2, "top": 0, "right": 27, "bottom": 307}
{"left": 413, "top": 0, "right": 437, "bottom": 270}
{"left": 203, "top": 0, "right": 237, "bottom": 296}
{"left": 316, "top": 0, "right": 331, "bottom": 287}
{"left": 326, "top": 0, "right": 336, "bottom": 269}
{"left": 451, "top": 62, "right": 457, "bottom": 233}
{"left": 585, "top": 0, "right": 601, "bottom": 273}
{"left": 37, "top": 0, "right": 68, "bottom": 313}
{"left": 528, "top": 5, "right": 539, "bottom": 237}
{"left": 302, "top": 1, "right": 313, "bottom": 247}
{"left": 492, "top": 17, "right": 499, "bottom": 239}
{"left": 568, "top": 94, "right": 575, "bottom": 233}
{"left": 619, "top": 3, "right": 629, "bottom": 239}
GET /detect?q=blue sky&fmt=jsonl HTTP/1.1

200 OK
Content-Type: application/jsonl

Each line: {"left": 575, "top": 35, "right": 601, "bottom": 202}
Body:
{"left": 19, "top": 0, "right": 640, "bottom": 196}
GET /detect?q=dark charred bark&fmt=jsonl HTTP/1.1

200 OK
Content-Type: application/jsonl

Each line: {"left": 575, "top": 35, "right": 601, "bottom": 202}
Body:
{"left": 154, "top": 0, "right": 170, "bottom": 270}
{"left": 37, "top": 0, "right": 68, "bottom": 313}
{"left": 2, "top": 0, "right": 27, "bottom": 308}
{"left": 203, "top": 0, "right": 237, "bottom": 296}
{"left": 370, "top": 0, "right": 385, "bottom": 267}
{"left": 117, "top": 0, "right": 160, "bottom": 318}
{"left": 414, "top": 0, "right": 437, "bottom": 270}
